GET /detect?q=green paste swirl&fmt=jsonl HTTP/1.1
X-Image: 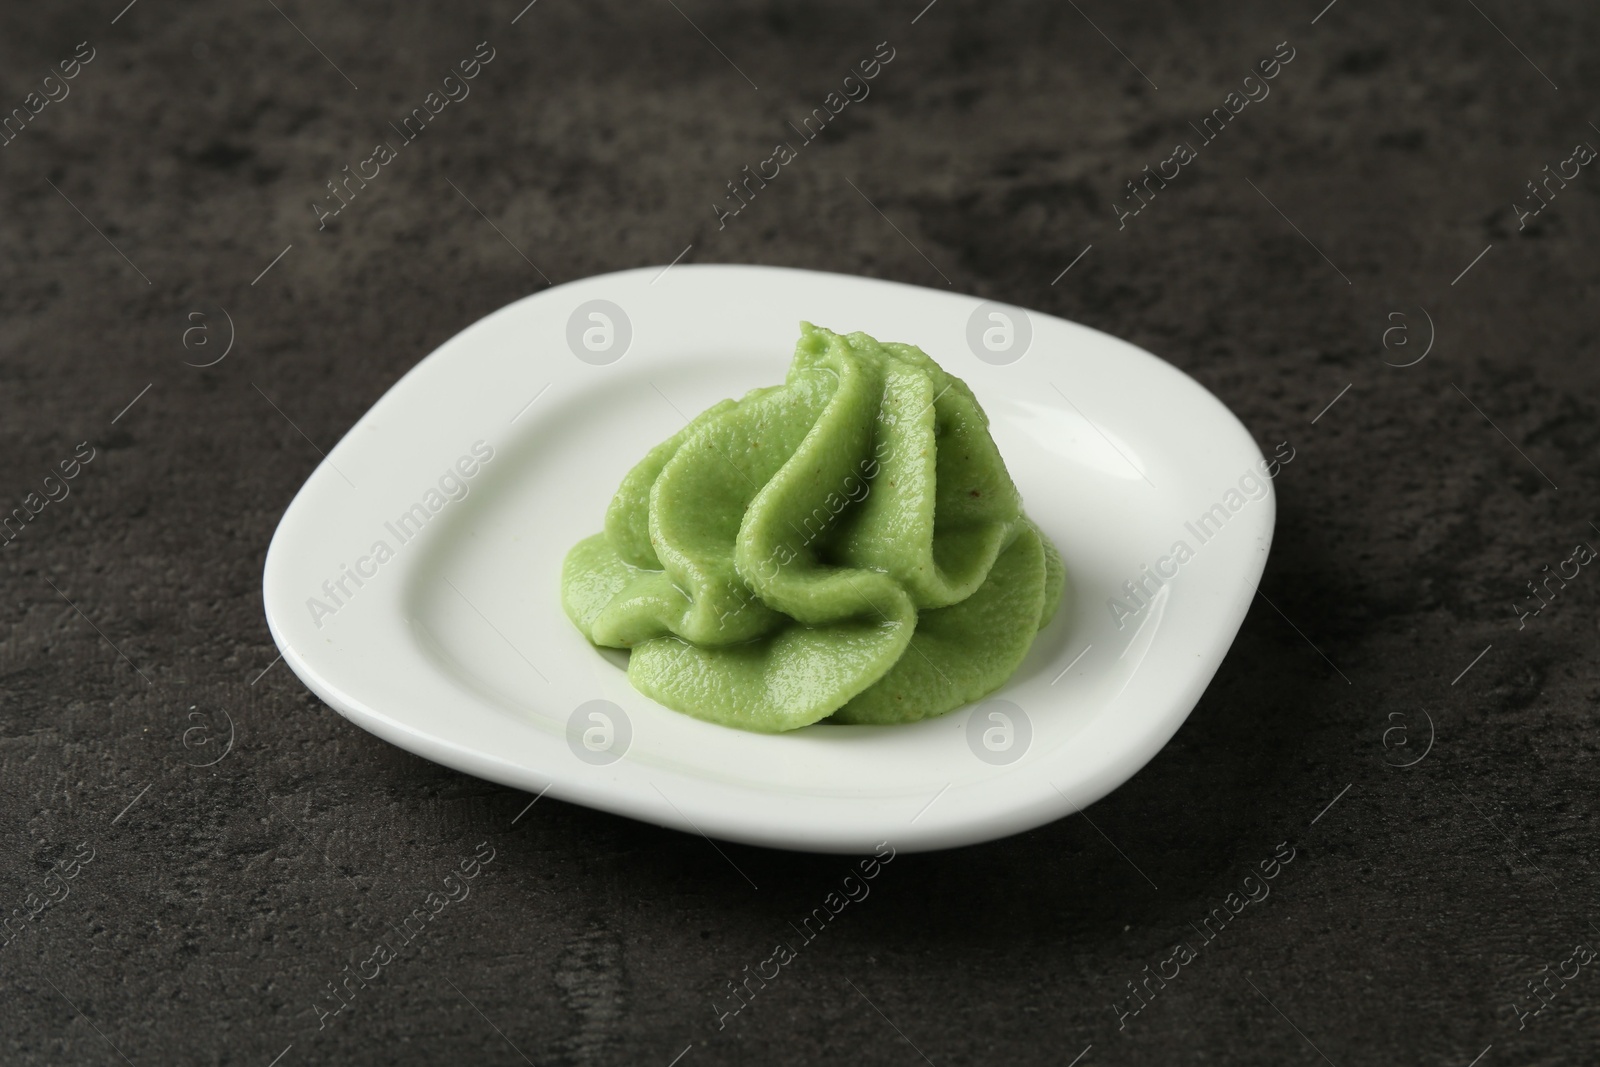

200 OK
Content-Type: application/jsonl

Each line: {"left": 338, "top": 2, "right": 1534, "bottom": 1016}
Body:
{"left": 561, "top": 323, "right": 1065, "bottom": 732}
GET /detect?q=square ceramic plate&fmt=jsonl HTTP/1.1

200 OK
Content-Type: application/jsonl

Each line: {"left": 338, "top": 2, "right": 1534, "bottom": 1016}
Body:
{"left": 262, "top": 264, "right": 1274, "bottom": 853}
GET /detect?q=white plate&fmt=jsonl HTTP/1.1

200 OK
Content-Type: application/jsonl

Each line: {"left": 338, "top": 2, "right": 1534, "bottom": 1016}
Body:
{"left": 263, "top": 265, "right": 1274, "bottom": 853}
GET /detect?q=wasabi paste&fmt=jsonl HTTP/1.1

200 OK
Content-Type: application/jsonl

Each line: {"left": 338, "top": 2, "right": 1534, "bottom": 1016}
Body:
{"left": 561, "top": 323, "right": 1064, "bottom": 732}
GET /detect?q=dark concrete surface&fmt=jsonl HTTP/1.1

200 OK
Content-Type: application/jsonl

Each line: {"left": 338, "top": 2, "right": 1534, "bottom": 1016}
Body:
{"left": 2, "top": 0, "right": 1599, "bottom": 1064}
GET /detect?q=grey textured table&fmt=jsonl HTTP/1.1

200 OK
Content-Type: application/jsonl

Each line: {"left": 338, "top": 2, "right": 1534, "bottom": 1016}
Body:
{"left": 3, "top": 1, "right": 1597, "bottom": 1064}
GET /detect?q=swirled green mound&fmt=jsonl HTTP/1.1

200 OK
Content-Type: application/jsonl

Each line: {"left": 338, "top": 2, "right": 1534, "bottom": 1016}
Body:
{"left": 561, "top": 323, "right": 1065, "bottom": 733}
